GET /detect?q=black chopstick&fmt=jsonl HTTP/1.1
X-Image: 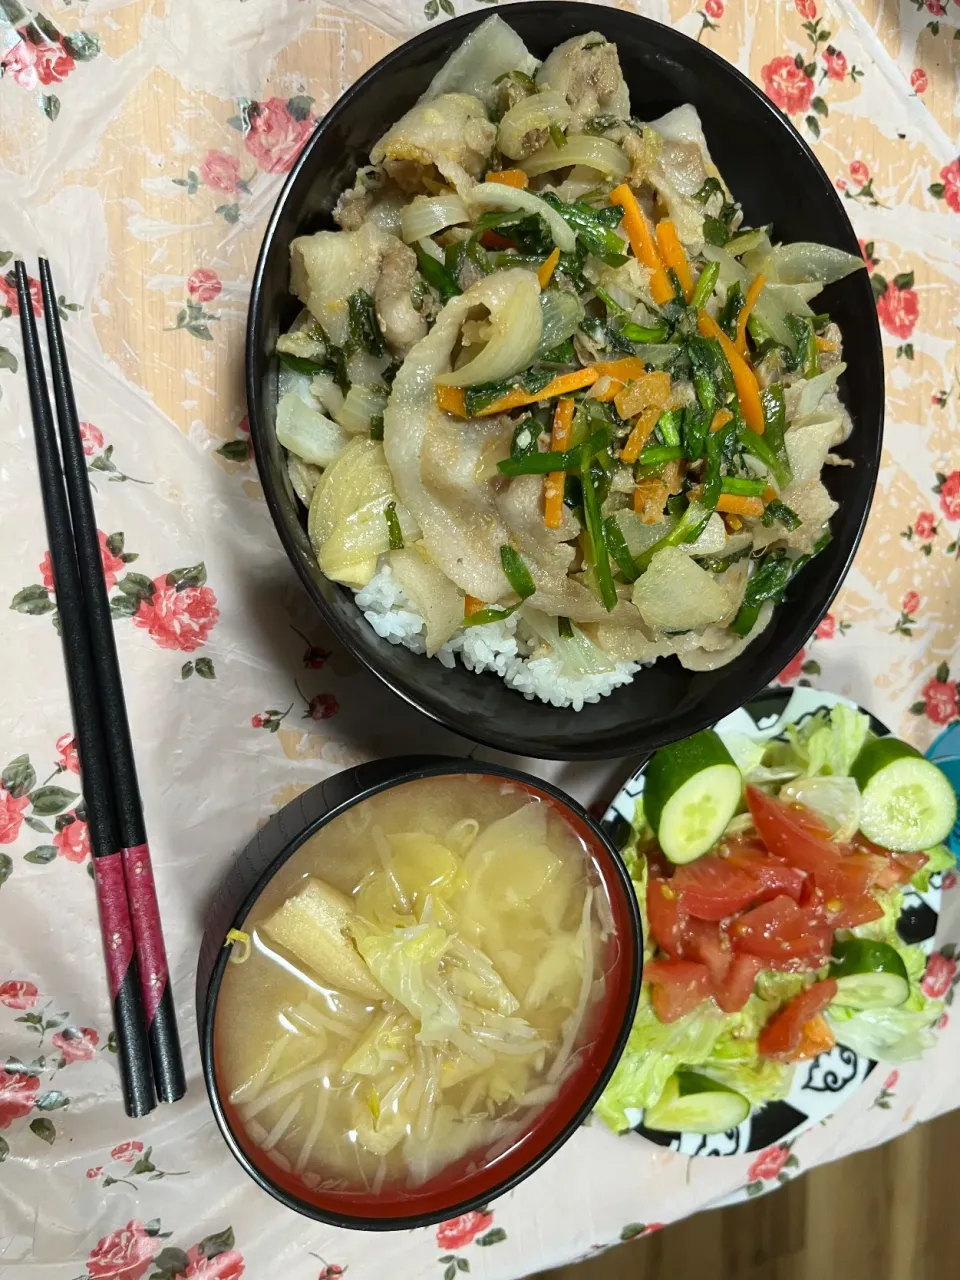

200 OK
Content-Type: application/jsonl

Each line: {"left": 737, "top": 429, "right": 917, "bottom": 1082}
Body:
{"left": 15, "top": 262, "right": 156, "bottom": 1118}
{"left": 38, "top": 261, "right": 187, "bottom": 1105}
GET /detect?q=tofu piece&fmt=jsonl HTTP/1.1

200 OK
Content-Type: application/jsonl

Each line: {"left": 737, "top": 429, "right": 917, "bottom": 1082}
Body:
{"left": 260, "top": 878, "right": 385, "bottom": 1000}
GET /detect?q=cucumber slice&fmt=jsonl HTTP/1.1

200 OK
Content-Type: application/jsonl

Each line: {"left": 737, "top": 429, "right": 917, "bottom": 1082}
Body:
{"left": 851, "top": 738, "right": 957, "bottom": 853}
{"left": 643, "top": 729, "right": 742, "bottom": 864}
{"left": 829, "top": 938, "right": 909, "bottom": 1009}
{"left": 644, "top": 1070, "right": 751, "bottom": 1135}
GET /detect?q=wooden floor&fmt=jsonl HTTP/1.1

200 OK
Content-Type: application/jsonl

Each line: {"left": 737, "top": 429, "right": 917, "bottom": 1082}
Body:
{"left": 538, "top": 1107, "right": 960, "bottom": 1280}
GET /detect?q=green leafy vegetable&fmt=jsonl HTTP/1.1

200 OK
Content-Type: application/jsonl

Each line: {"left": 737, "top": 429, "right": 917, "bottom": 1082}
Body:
{"left": 762, "top": 498, "right": 801, "bottom": 530}
{"left": 499, "top": 545, "right": 536, "bottom": 600}
{"left": 347, "top": 288, "right": 386, "bottom": 357}
{"left": 497, "top": 429, "right": 607, "bottom": 477}
{"left": 717, "top": 282, "right": 745, "bottom": 341}
{"left": 690, "top": 260, "right": 720, "bottom": 311}
{"left": 384, "top": 501, "right": 404, "bottom": 551}
{"left": 602, "top": 516, "right": 639, "bottom": 583}
{"left": 414, "top": 241, "right": 462, "bottom": 303}
{"left": 580, "top": 444, "right": 618, "bottom": 611}
{"left": 720, "top": 475, "right": 766, "bottom": 498}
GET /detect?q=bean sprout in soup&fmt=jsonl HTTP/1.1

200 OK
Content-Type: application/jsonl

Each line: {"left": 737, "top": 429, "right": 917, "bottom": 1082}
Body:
{"left": 214, "top": 774, "right": 616, "bottom": 1199}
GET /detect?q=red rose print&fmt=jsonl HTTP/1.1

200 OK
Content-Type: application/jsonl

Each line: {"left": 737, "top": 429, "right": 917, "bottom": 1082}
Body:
{"left": 251, "top": 714, "right": 264, "bottom": 728}
{"left": 0, "top": 39, "right": 37, "bottom": 90}
{"left": 883, "top": 1070, "right": 899, "bottom": 1091}
{"left": 835, "top": 178, "right": 848, "bottom": 191}
{"left": 317, "top": 1267, "right": 345, "bottom": 1280}
{"left": 436, "top": 1211, "right": 494, "bottom": 1250}
{"left": 0, "top": 1068, "right": 39, "bottom": 1129}
{"left": 307, "top": 693, "right": 339, "bottom": 721}
{"left": 79, "top": 421, "right": 105, "bottom": 457}
{"left": 776, "top": 648, "right": 806, "bottom": 684}
{"left": 921, "top": 951, "right": 957, "bottom": 999}
{"left": 0, "top": 788, "right": 30, "bottom": 845}
{"left": 244, "top": 97, "right": 315, "bottom": 174}
{"left": 238, "top": 415, "right": 250, "bottom": 435}
{"left": 111, "top": 1140, "right": 144, "bottom": 1162}
{"left": 795, "top": 0, "right": 817, "bottom": 16}
{"left": 823, "top": 49, "right": 847, "bottom": 80}
{"left": 939, "top": 1012, "right": 949, "bottom": 1030}
{"left": 902, "top": 591, "right": 920, "bottom": 615}
{"left": 0, "top": 270, "right": 42, "bottom": 317}
{"left": 87, "top": 1220, "right": 157, "bottom": 1280}
{"left": 921, "top": 675, "right": 959, "bottom": 726}
{"left": 52, "top": 1026, "right": 99, "bottom": 1063}
{"left": 938, "top": 470, "right": 960, "bottom": 520}
{"left": 761, "top": 55, "right": 814, "bottom": 116}
{"left": 943, "top": 871, "right": 957, "bottom": 891}
{"left": 927, "top": 0, "right": 946, "bottom": 14}
{"left": 133, "top": 575, "right": 219, "bottom": 653}
{"left": 849, "top": 160, "right": 869, "bottom": 186}
{"left": 748, "top": 1144, "right": 791, "bottom": 1182}
{"left": 199, "top": 149, "right": 242, "bottom": 194}
{"left": 56, "top": 732, "right": 80, "bottom": 774}
{"left": 858, "top": 239, "right": 876, "bottom": 272}
{"left": 41, "top": 529, "right": 125, "bottom": 594}
{"left": 911, "top": 67, "right": 929, "bottom": 95}
{"left": 876, "top": 281, "right": 919, "bottom": 340}
{"left": 34, "top": 42, "right": 75, "bottom": 85}
{"left": 187, "top": 269, "right": 222, "bottom": 303}
{"left": 815, "top": 614, "right": 836, "bottom": 640}
{"left": 0, "top": 980, "right": 38, "bottom": 1010}
{"left": 87, "top": 1166, "right": 104, "bottom": 1179}
{"left": 54, "top": 815, "right": 90, "bottom": 863}
{"left": 705, "top": 0, "right": 723, "bottom": 17}
{"left": 915, "top": 511, "right": 936, "bottom": 540}
{"left": 185, "top": 1245, "right": 245, "bottom": 1280}
{"left": 939, "top": 159, "right": 960, "bottom": 213}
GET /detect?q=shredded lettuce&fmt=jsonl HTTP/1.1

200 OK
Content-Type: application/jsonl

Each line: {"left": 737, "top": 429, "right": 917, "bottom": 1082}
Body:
{"left": 786, "top": 704, "right": 870, "bottom": 778}
{"left": 778, "top": 774, "right": 862, "bottom": 841}
{"left": 911, "top": 843, "right": 955, "bottom": 893}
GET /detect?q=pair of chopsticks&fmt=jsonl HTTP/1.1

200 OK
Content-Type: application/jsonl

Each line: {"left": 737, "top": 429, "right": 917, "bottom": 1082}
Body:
{"left": 15, "top": 261, "right": 185, "bottom": 1117}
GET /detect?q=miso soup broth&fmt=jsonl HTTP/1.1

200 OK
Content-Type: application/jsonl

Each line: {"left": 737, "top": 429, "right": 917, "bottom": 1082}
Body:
{"left": 214, "top": 774, "right": 620, "bottom": 1201}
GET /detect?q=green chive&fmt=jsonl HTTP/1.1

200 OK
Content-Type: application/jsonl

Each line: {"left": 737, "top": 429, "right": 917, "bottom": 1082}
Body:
{"left": 656, "top": 411, "right": 681, "bottom": 447}
{"left": 462, "top": 603, "right": 520, "bottom": 628}
{"left": 549, "top": 123, "right": 568, "bottom": 149}
{"left": 414, "top": 241, "right": 462, "bottom": 303}
{"left": 690, "top": 260, "right": 720, "bottom": 311}
{"left": 620, "top": 320, "right": 670, "bottom": 343}
{"left": 557, "top": 616, "right": 574, "bottom": 639}
{"left": 720, "top": 475, "right": 767, "bottom": 498}
{"left": 637, "top": 444, "right": 686, "bottom": 467}
{"left": 763, "top": 498, "right": 802, "bottom": 530}
{"left": 580, "top": 445, "right": 618, "bottom": 611}
{"left": 369, "top": 414, "right": 384, "bottom": 441}
{"left": 500, "top": 545, "right": 536, "bottom": 600}
{"left": 384, "top": 502, "right": 404, "bottom": 551}
{"left": 602, "top": 517, "right": 639, "bottom": 583}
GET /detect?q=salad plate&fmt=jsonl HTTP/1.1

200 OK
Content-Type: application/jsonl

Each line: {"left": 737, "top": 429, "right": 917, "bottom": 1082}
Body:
{"left": 600, "top": 685, "right": 950, "bottom": 1157}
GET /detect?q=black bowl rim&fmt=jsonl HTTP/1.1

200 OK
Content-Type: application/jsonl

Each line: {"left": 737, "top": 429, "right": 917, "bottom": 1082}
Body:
{"left": 199, "top": 754, "right": 643, "bottom": 1231}
{"left": 245, "top": 1, "right": 884, "bottom": 762}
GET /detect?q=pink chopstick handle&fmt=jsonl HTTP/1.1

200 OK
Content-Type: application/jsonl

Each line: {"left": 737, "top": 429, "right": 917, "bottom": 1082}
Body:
{"left": 93, "top": 853, "right": 135, "bottom": 1000}
{"left": 122, "top": 843, "right": 170, "bottom": 1024}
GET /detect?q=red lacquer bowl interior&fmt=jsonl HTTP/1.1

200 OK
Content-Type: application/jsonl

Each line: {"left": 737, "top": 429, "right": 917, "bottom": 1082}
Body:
{"left": 209, "top": 770, "right": 640, "bottom": 1226}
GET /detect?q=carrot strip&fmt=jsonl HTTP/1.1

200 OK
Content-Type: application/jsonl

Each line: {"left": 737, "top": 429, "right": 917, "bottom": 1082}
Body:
{"left": 436, "top": 385, "right": 467, "bottom": 416}
{"left": 761, "top": 485, "right": 777, "bottom": 504}
{"left": 480, "top": 230, "right": 517, "bottom": 250}
{"left": 621, "top": 404, "right": 661, "bottom": 464}
{"left": 537, "top": 247, "right": 561, "bottom": 289}
{"left": 591, "top": 377, "right": 625, "bottom": 402}
{"left": 655, "top": 220, "right": 694, "bottom": 302}
{"left": 697, "top": 311, "right": 765, "bottom": 435}
{"left": 709, "top": 408, "right": 734, "bottom": 433}
{"left": 735, "top": 273, "right": 767, "bottom": 355}
{"left": 464, "top": 595, "right": 486, "bottom": 616}
{"left": 715, "top": 493, "right": 765, "bottom": 518}
{"left": 475, "top": 367, "right": 599, "bottom": 416}
{"left": 724, "top": 513, "right": 743, "bottom": 532}
{"left": 816, "top": 335, "right": 838, "bottom": 353}
{"left": 485, "top": 168, "right": 528, "bottom": 189}
{"left": 544, "top": 397, "right": 575, "bottom": 529}
{"left": 592, "top": 356, "right": 647, "bottom": 383}
{"left": 609, "top": 184, "right": 673, "bottom": 305}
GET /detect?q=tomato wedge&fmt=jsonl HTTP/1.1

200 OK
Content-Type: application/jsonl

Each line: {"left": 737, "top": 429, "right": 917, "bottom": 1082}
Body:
{"left": 757, "top": 979, "right": 838, "bottom": 1059}
{"left": 646, "top": 872, "right": 687, "bottom": 957}
{"left": 643, "top": 959, "right": 711, "bottom": 1023}
{"left": 721, "top": 839, "right": 806, "bottom": 904}
{"left": 731, "top": 894, "right": 833, "bottom": 971}
{"left": 746, "top": 787, "right": 875, "bottom": 900}
{"left": 671, "top": 853, "right": 761, "bottom": 921}
{"left": 712, "top": 953, "right": 764, "bottom": 1014}
{"left": 682, "top": 917, "right": 732, "bottom": 983}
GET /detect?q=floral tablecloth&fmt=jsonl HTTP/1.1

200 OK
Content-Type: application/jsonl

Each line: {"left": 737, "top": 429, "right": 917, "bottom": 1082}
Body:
{"left": 1, "top": 0, "right": 959, "bottom": 1275}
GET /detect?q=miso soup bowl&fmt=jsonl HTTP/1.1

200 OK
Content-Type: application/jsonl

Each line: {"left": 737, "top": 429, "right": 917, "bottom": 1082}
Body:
{"left": 196, "top": 756, "right": 642, "bottom": 1231}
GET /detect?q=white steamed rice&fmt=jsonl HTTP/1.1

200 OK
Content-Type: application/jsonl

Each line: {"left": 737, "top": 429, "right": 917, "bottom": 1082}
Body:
{"left": 355, "top": 563, "right": 639, "bottom": 711}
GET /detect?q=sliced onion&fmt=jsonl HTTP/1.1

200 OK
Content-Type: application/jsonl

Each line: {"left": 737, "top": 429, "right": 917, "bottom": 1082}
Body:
{"left": 755, "top": 241, "right": 866, "bottom": 286}
{"left": 724, "top": 227, "right": 771, "bottom": 258}
{"left": 465, "top": 182, "right": 576, "bottom": 252}
{"left": 521, "top": 606, "right": 615, "bottom": 675}
{"left": 287, "top": 455, "right": 322, "bottom": 508}
{"left": 498, "top": 90, "right": 571, "bottom": 160}
{"left": 400, "top": 193, "right": 470, "bottom": 245}
{"left": 435, "top": 269, "right": 542, "bottom": 387}
{"left": 535, "top": 288, "right": 582, "bottom": 356}
{"left": 629, "top": 343, "right": 681, "bottom": 368}
{"left": 763, "top": 282, "right": 816, "bottom": 319}
{"left": 789, "top": 363, "right": 847, "bottom": 420}
{"left": 309, "top": 373, "right": 345, "bottom": 419}
{"left": 416, "top": 236, "right": 444, "bottom": 264}
{"left": 520, "top": 134, "right": 630, "bottom": 180}
{"left": 276, "top": 393, "right": 350, "bottom": 467}
{"left": 335, "top": 383, "right": 388, "bottom": 435}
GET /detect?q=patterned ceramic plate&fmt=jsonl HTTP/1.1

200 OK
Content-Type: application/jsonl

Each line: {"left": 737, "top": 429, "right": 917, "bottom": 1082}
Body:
{"left": 600, "top": 686, "right": 944, "bottom": 1158}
